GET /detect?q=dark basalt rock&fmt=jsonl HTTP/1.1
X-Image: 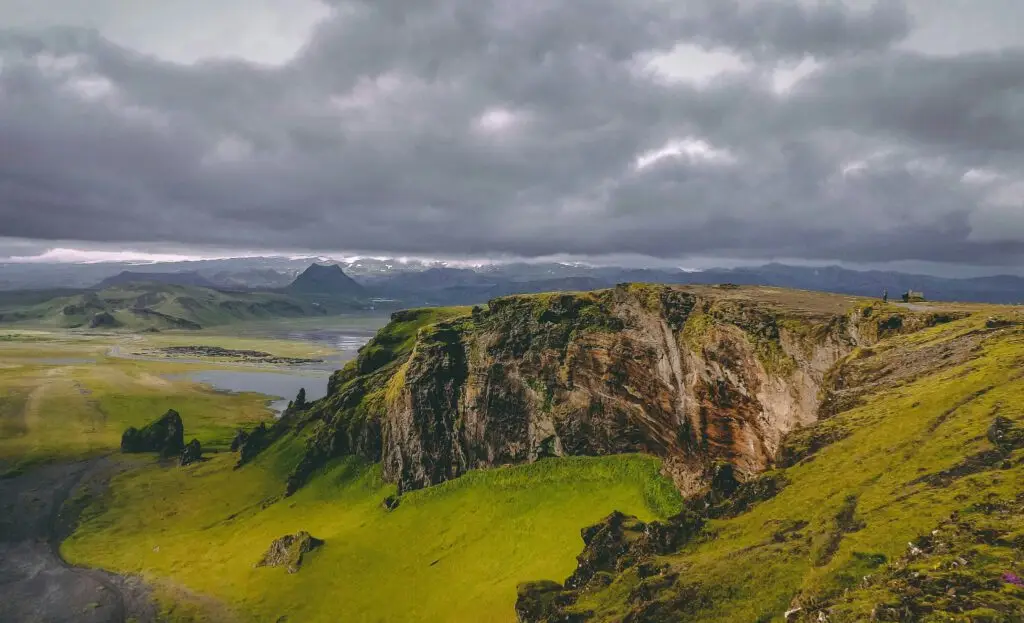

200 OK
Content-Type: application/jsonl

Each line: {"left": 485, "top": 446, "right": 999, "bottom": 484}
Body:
{"left": 255, "top": 531, "right": 324, "bottom": 574}
{"left": 517, "top": 507, "right": 708, "bottom": 622}
{"left": 381, "top": 495, "right": 401, "bottom": 511}
{"left": 235, "top": 422, "right": 278, "bottom": 467}
{"left": 179, "top": 439, "right": 202, "bottom": 466}
{"left": 566, "top": 509, "right": 704, "bottom": 590}
{"left": 514, "top": 581, "right": 589, "bottom": 623}
{"left": 120, "top": 409, "right": 185, "bottom": 458}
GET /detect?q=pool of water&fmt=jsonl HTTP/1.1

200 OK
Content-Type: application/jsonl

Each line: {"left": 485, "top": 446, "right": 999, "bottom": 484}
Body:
{"left": 168, "top": 369, "right": 332, "bottom": 416}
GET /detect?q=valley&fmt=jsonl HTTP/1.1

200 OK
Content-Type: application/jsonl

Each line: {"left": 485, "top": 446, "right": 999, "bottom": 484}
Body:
{"left": 0, "top": 285, "right": 1021, "bottom": 622}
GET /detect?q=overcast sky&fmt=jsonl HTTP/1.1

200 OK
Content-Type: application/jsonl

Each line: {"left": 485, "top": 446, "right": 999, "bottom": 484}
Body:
{"left": 1, "top": 0, "right": 1023, "bottom": 270}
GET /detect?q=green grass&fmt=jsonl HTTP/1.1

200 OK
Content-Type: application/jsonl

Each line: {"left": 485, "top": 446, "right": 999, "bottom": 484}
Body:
{"left": 64, "top": 450, "right": 680, "bottom": 623}
{"left": 0, "top": 332, "right": 284, "bottom": 472}
{"left": 559, "top": 313, "right": 1024, "bottom": 622}
{"left": 0, "top": 283, "right": 356, "bottom": 331}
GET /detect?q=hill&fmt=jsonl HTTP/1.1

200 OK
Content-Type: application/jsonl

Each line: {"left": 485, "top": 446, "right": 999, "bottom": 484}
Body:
{"left": 94, "top": 270, "right": 219, "bottom": 290}
{"left": 287, "top": 263, "right": 366, "bottom": 300}
{"left": 0, "top": 283, "right": 329, "bottom": 330}
{"left": 58, "top": 284, "right": 1024, "bottom": 620}
{"left": 5, "top": 257, "right": 1024, "bottom": 304}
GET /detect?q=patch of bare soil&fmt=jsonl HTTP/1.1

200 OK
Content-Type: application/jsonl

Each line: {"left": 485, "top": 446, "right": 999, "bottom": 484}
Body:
{"left": 0, "top": 458, "right": 158, "bottom": 623}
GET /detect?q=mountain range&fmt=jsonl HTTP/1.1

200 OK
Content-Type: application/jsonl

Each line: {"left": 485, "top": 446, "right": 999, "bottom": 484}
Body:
{"left": 3, "top": 258, "right": 1024, "bottom": 325}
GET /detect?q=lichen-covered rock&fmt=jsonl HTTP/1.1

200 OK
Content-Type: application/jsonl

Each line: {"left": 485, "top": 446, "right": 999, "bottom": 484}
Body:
{"left": 515, "top": 581, "right": 588, "bottom": 623}
{"left": 179, "top": 439, "right": 202, "bottom": 466}
{"left": 255, "top": 531, "right": 324, "bottom": 574}
{"left": 567, "top": 509, "right": 704, "bottom": 590}
{"left": 120, "top": 409, "right": 185, "bottom": 458}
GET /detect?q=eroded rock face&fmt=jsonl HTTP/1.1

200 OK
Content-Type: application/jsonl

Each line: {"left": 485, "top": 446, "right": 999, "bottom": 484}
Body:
{"left": 381, "top": 286, "right": 864, "bottom": 494}
{"left": 255, "top": 532, "right": 324, "bottom": 574}
{"left": 297, "top": 285, "right": 958, "bottom": 496}
{"left": 120, "top": 409, "right": 185, "bottom": 458}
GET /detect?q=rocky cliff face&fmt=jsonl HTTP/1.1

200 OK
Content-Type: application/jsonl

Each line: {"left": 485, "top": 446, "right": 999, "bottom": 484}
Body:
{"left": 291, "top": 284, "right": 956, "bottom": 495}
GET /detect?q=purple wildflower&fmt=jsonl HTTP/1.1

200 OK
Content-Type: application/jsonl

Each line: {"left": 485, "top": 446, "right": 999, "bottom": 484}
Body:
{"left": 1003, "top": 572, "right": 1024, "bottom": 587}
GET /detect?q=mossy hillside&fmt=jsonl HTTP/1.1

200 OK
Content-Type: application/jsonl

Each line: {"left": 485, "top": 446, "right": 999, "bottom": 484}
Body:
{"left": 0, "top": 335, "right": 271, "bottom": 472}
{"left": 64, "top": 449, "right": 682, "bottom": 623}
{"left": 287, "top": 307, "right": 472, "bottom": 490}
{"left": 530, "top": 312, "right": 1024, "bottom": 622}
{"left": 0, "top": 283, "right": 341, "bottom": 332}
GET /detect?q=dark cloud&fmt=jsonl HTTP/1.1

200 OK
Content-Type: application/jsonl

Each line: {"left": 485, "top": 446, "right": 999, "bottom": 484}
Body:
{"left": 1, "top": 0, "right": 1023, "bottom": 266}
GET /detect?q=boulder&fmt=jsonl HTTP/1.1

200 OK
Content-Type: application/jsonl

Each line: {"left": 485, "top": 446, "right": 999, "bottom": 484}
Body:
{"left": 255, "top": 531, "right": 324, "bottom": 574}
{"left": 987, "top": 415, "right": 1024, "bottom": 452}
{"left": 515, "top": 581, "right": 584, "bottom": 623}
{"left": 566, "top": 509, "right": 704, "bottom": 590}
{"left": 120, "top": 409, "right": 185, "bottom": 458}
{"left": 381, "top": 495, "right": 401, "bottom": 511}
{"left": 179, "top": 439, "right": 202, "bottom": 466}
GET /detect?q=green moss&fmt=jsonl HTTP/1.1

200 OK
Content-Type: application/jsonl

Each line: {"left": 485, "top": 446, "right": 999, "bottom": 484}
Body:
{"left": 752, "top": 337, "right": 798, "bottom": 377}
{"left": 682, "top": 312, "right": 716, "bottom": 350}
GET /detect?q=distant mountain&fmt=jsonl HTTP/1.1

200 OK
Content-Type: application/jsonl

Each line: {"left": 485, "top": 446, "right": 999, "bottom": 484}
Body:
{"left": 95, "top": 270, "right": 219, "bottom": 289}
{"left": 0, "top": 283, "right": 333, "bottom": 331}
{"left": 4, "top": 254, "right": 1024, "bottom": 305}
{"left": 287, "top": 264, "right": 366, "bottom": 299}
{"left": 206, "top": 268, "right": 294, "bottom": 290}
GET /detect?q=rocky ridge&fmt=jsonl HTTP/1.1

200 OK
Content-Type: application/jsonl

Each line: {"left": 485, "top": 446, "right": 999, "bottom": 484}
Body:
{"left": 284, "top": 284, "right": 959, "bottom": 497}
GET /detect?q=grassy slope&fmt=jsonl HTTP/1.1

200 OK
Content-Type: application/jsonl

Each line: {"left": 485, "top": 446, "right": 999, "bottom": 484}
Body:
{"left": 564, "top": 310, "right": 1024, "bottom": 621}
{"left": 0, "top": 331, "right": 305, "bottom": 471}
{"left": 64, "top": 448, "right": 681, "bottom": 623}
{"left": 1, "top": 322, "right": 683, "bottom": 622}
{"left": 13, "top": 292, "right": 1024, "bottom": 622}
{"left": 0, "top": 284, "right": 332, "bottom": 331}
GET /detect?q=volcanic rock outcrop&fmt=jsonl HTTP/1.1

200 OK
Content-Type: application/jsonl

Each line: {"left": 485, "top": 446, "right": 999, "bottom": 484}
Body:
{"left": 288, "top": 284, "right": 959, "bottom": 496}
{"left": 120, "top": 409, "right": 185, "bottom": 458}
{"left": 255, "top": 532, "right": 324, "bottom": 574}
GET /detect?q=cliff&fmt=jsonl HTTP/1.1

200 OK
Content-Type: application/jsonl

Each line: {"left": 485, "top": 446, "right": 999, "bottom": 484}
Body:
{"left": 287, "top": 284, "right": 958, "bottom": 496}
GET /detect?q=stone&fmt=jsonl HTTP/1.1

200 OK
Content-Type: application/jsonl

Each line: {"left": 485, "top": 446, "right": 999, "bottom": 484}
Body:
{"left": 179, "top": 439, "right": 202, "bottom": 466}
{"left": 381, "top": 495, "right": 401, "bottom": 511}
{"left": 120, "top": 409, "right": 185, "bottom": 458}
{"left": 565, "top": 509, "right": 703, "bottom": 590}
{"left": 514, "top": 581, "right": 585, "bottom": 623}
{"left": 255, "top": 532, "right": 324, "bottom": 574}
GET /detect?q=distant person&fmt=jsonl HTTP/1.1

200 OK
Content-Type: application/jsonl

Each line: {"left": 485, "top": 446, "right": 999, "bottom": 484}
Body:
{"left": 882, "top": 289, "right": 888, "bottom": 303}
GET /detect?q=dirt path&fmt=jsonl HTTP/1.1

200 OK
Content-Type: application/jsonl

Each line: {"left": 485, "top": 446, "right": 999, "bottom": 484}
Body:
{"left": 0, "top": 458, "right": 157, "bottom": 623}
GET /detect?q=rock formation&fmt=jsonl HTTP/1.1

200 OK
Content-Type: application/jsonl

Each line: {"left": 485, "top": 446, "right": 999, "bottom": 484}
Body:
{"left": 179, "top": 439, "right": 202, "bottom": 466}
{"left": 289, "top": 284, "right": 959, "bottom": 496}
{"left": 120, "top": 409, "right": 185, "bottom": 458}
{"left": 255, "top": 532, "right": 324, "bottom": 574}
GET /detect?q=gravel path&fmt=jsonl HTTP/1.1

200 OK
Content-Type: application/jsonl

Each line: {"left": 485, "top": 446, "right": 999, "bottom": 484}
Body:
{"left": 0, "top": 458, "right": 157, "bottom": 623}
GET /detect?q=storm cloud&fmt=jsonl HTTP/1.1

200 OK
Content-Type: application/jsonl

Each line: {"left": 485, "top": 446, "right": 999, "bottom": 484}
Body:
{"left": 1, "top": 0, "right": 1024, "bottom": 265}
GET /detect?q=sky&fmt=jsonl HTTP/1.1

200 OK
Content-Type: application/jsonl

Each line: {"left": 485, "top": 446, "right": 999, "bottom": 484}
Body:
{"left": 1, "top": 0, "right": 1023, "bottom": 272}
